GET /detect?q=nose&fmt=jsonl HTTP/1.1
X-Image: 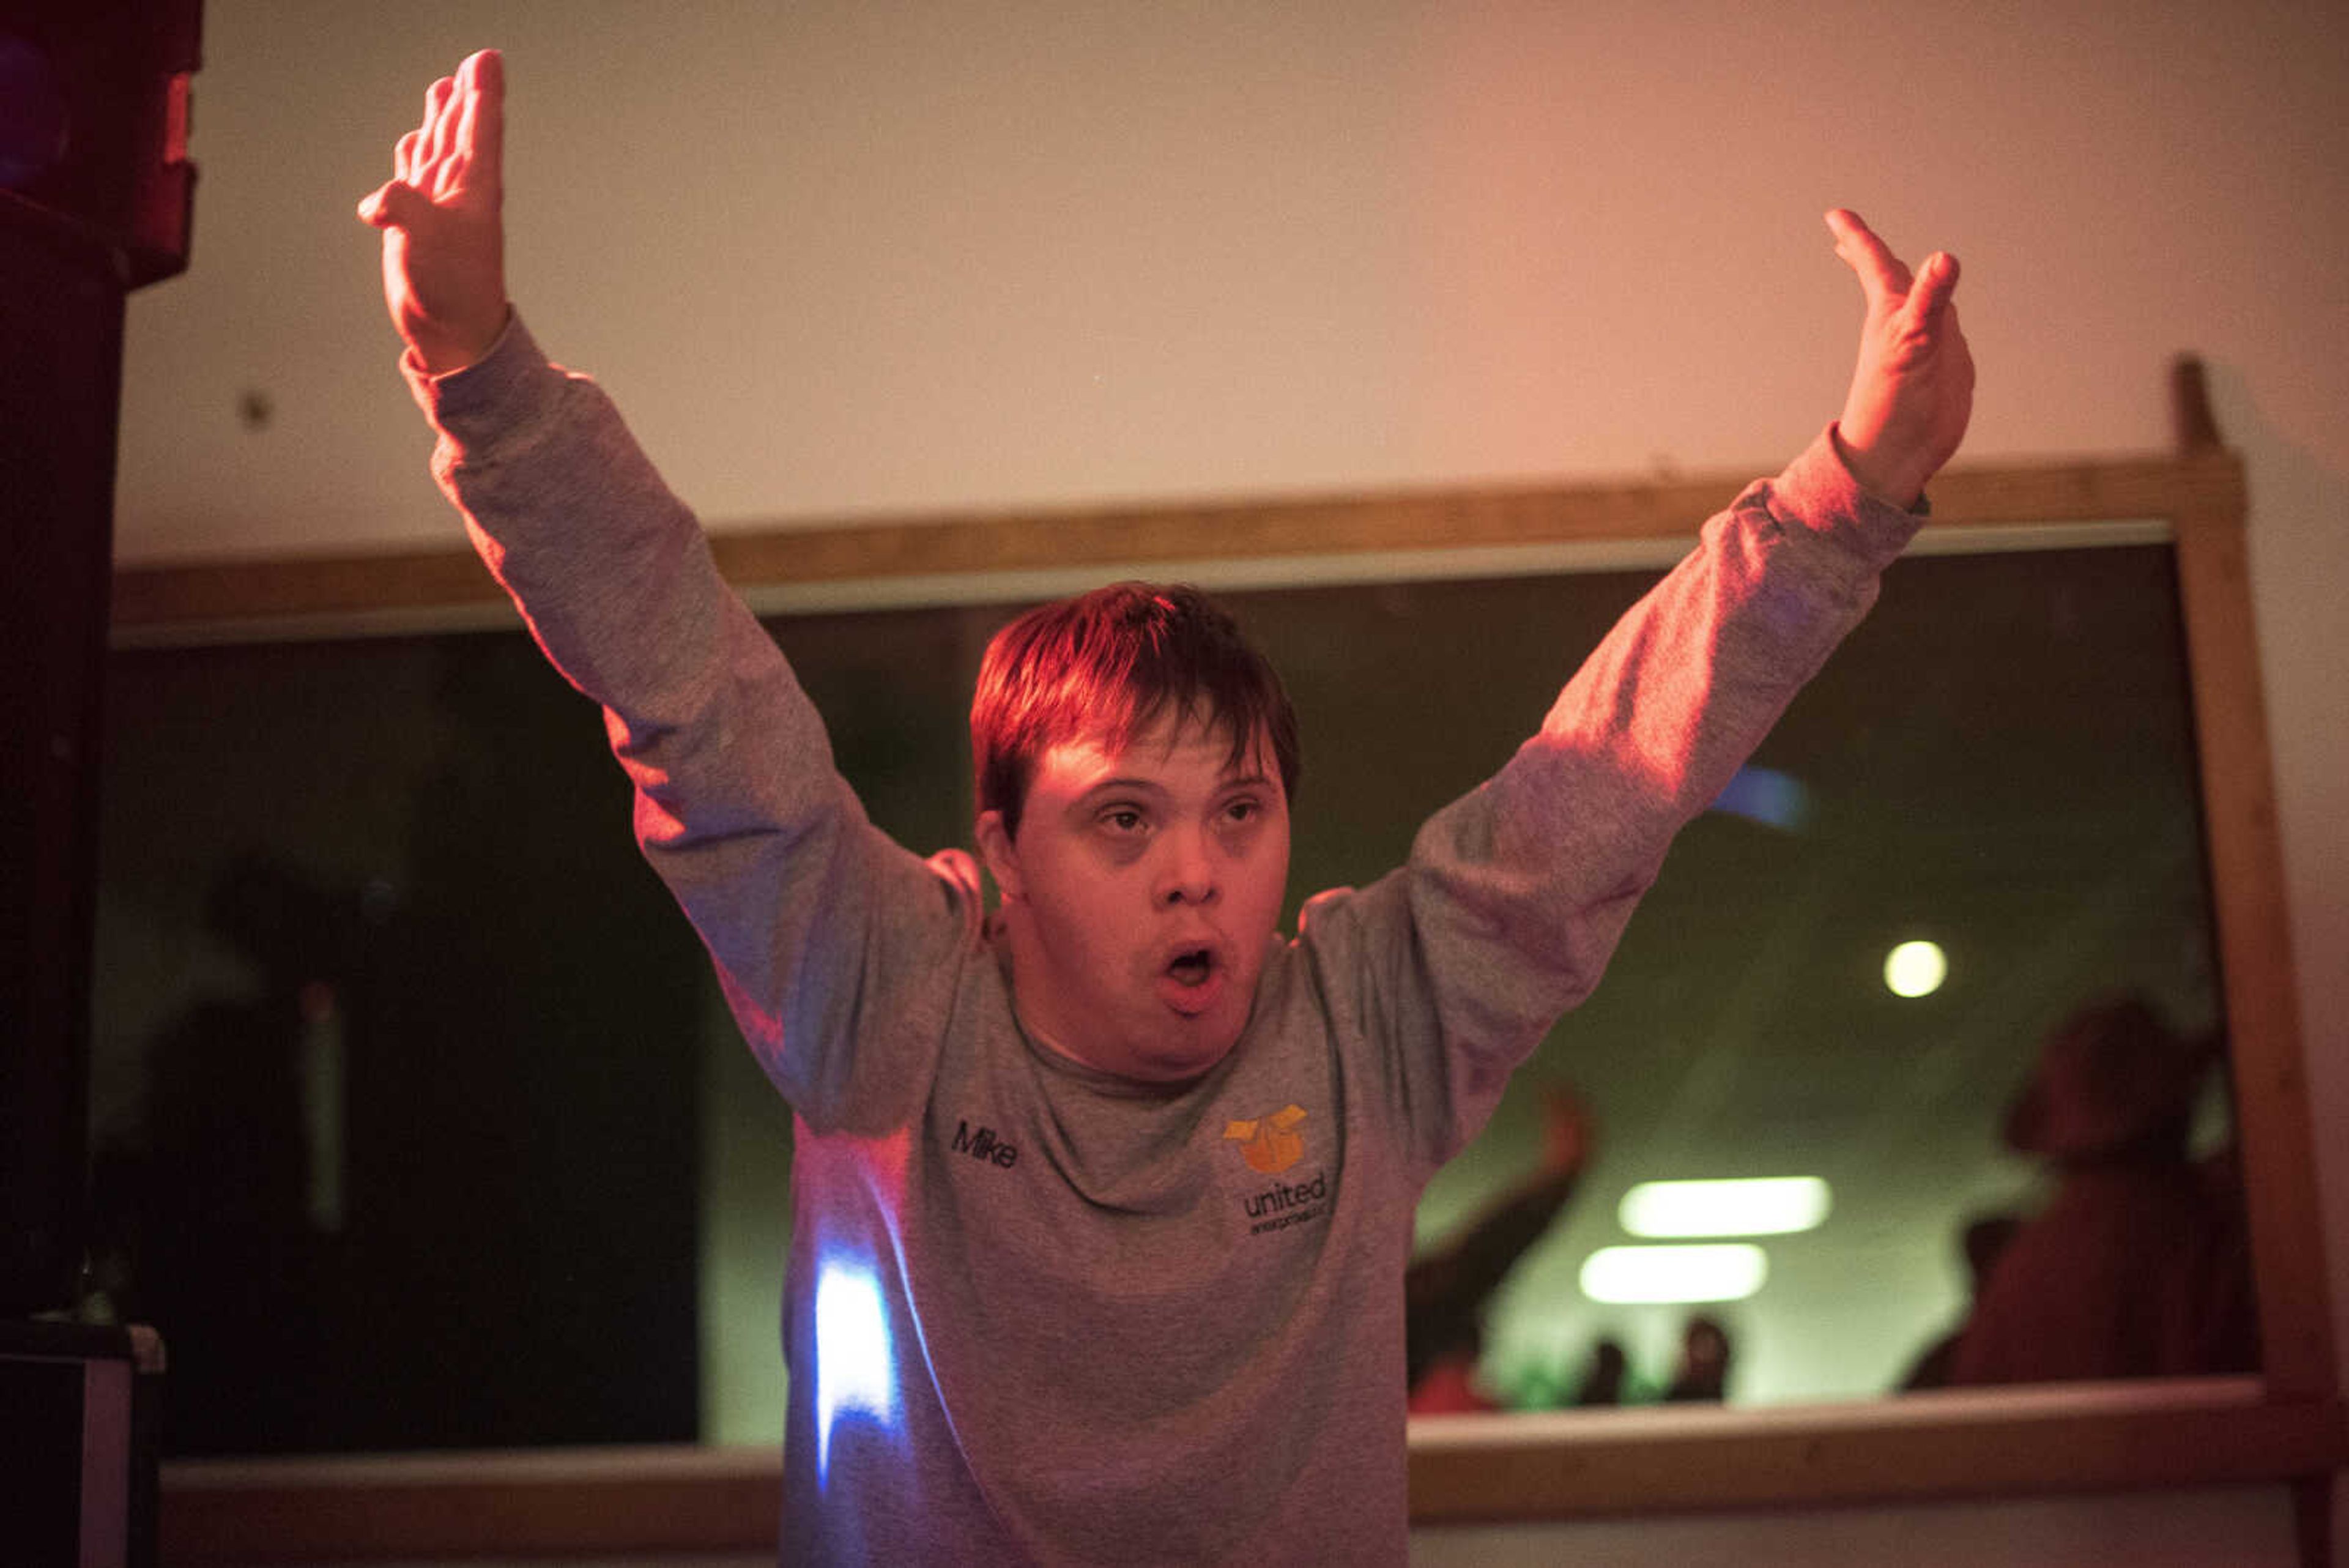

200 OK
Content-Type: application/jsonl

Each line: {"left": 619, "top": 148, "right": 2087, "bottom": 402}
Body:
{"left": 1156, "top": 823, "right": 1217, "bottom": 907}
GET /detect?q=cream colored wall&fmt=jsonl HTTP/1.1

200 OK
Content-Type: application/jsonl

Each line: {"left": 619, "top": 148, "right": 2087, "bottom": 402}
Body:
{"left": 116, "top": 2, "right": 2348, "bottom": 1560}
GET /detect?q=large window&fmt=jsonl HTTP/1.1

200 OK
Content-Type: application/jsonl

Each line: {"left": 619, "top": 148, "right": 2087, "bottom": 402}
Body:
{"left": 101, "top": 441, "right": 2342, "bottom": 1555}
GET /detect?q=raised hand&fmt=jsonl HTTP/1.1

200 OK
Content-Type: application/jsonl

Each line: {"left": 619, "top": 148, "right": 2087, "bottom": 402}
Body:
{"left": 357, "top": 50, "right": 510, "bottom": 376}
{"left": 1826, "top": 209, "right": 1975, "bottom": 510}
{"left": 1538, "top": 1086, "right": 1594, "bottom": 1177}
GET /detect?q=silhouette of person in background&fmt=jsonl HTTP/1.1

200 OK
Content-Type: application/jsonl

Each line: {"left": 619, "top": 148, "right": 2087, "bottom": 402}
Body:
{"left": 1572, "top": 1336, "right": 1631, "bottom": 1407}
{"left": 108, "top": 855, "right": 356, "bottom": 1454}
{"left": 1942, "top": 994, "right": 2257, "bottom": 1386}
{"left": 1663, "top": 1313, "right": 1733, "bottom": 1402}
{"left": 1899, "top": 1211, "right": 2022, "bottom": 1391}
{"left": 1406, "top": 1089, "right": 1594, "bottom": 1413}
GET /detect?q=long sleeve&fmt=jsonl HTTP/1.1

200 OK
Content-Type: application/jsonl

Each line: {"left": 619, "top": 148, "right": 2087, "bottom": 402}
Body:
{"left": 1300, "top": 428, "right": 1925, "bottom": 1175}
{"left": 402, "top": 316, "right": 970, "bottom": 1132}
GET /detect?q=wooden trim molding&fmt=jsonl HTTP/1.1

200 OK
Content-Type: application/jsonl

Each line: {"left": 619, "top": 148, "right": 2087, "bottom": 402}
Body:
{"left": 158, "top": 1385, "right": 2346, "bottom": 1561}
{"left": 161, "top": 1446, "right": 782, "bottom": 1562}
{"left": 109, "top": 451, "right": 2236, "bottom": 641}
{"left": 1406, "top": 1381, "right": 2345, "bottom": 1523}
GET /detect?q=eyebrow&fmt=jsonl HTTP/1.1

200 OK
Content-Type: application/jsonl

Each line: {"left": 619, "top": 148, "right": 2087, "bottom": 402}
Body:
{"left": 1076, "top": 769, "right": 1276, "bottom": 800}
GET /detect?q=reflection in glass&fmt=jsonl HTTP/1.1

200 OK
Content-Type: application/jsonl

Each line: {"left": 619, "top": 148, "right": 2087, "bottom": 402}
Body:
{"left": 86, "top": 537, "right": 2249, "bottom": 1453}
{"left": 1372, "top": 543, "right": 2247, "bottom": 1410}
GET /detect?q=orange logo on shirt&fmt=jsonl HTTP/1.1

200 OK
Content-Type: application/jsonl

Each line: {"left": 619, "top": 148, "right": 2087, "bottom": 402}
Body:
{"left": 1224, "top": 1104, "right": 1308, "bottom": 1174}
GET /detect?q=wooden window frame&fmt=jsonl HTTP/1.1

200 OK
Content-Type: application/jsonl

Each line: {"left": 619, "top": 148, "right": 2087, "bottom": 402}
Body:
{"left": 132, "top": 363, "right": 2345, "bottom": 1563}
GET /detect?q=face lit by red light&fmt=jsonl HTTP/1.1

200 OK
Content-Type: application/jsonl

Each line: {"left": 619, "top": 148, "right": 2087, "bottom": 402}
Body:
{"left": 976, "top": 707, "right": 1290, "bottom": 1083}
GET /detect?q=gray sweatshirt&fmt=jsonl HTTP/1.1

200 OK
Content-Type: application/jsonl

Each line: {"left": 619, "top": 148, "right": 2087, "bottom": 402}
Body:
{"left": 405, "top": 314, "right": 1921, "bottom": 1565}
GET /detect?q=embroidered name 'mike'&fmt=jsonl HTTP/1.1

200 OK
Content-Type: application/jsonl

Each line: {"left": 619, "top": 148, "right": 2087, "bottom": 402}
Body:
{"left": 952, "top": 1120, "right": 1019, "bottom": 1169}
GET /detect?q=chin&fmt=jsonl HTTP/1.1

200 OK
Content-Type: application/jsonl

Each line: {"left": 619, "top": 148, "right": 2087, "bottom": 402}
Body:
{"left": 1131, "top": 1021, "right": 1245, "bottom": 1083}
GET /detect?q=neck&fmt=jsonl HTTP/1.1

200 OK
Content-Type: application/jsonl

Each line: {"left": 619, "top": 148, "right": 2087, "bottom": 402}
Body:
{"left": 993, "top": 912, "right": 1089, "bottom": 1071}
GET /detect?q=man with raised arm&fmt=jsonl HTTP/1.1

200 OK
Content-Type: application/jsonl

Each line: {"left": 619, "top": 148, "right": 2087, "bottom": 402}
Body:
{"left": 362, "top": 48, "right": 1971, "bottom": 1566}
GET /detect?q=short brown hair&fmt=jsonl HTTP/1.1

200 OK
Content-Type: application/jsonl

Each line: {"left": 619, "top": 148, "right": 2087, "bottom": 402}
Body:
{"left": 971, "top": 583, "right": 1300, "bottom": 840}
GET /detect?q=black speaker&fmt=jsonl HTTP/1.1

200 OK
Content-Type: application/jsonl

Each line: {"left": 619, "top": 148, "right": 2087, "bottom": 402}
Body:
{"left": 0, "top": 0, "right": 202, "bottom": 285}
{"left": 0, "top": 0, "right": 202, "bottom": 1320}
{"left": 0, "top": 193, "right": 125, "bottom": 1317}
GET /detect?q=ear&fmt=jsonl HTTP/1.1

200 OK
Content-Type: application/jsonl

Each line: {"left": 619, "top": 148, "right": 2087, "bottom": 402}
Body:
{"left": 975, "top": 809, "right": 1023, "bottom": 902}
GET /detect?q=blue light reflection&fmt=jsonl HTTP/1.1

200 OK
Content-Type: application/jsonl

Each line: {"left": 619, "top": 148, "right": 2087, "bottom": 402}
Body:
{"left": 814, "top": 1258, "right": 900, "bottom": 1486}
{"left": 1710, "top": 765, "right": 1813, "bottom": 831}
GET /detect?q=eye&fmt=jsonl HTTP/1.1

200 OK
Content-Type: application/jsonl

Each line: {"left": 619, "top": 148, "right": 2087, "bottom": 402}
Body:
{"left": 1222, "top": 797, "right": 1263, "bottom": 826}
{"left": 1098, "top": 805, "right": 1147, "bottom": 835}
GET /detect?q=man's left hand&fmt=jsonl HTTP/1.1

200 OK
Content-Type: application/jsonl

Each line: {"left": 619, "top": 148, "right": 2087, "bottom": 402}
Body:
{"left": 1827, "top": 209, "right": 1976, "bottom": 510}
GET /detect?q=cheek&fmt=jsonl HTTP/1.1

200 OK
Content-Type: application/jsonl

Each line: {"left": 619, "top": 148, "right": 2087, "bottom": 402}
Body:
{"left": 1028, "top": 854, "right": 1141, "bottom": 946}
{"left": 1235, "top": 831, "right": 1291, "bottom": 924}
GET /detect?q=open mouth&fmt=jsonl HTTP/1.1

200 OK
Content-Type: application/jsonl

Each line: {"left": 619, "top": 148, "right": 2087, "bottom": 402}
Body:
{"left": 1167, "top": 947, "right": 1215, "bottom": 987}
{"left": 1156, "top": 943, "right": 1225, "bottom": 1016}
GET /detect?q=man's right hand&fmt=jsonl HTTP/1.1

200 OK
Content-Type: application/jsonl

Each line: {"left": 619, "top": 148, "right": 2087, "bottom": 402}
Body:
{"left": 357, "top": 49, "right": 510, "bottom": 376}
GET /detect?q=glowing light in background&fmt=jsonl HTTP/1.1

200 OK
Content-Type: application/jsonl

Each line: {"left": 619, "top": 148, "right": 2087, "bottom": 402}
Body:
{"left": 1579, "top": 1244, "right": 1769, "bottom": 1304}
{"left": 1709, "top": 765, "right": 1814, "bottom": 831}
{"left": 1883, "top": 939, "right": 1948, "bottom": 998}
{"left": 814, "top": 1260, "right": 898, "bottom": 1486}
{"left": 1619, "top": 1176, "right": 1831, "bottom": 1238}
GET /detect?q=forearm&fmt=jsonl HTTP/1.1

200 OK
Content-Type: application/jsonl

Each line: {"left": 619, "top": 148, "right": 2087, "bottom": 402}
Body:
{"left": 1395, "top": 430, "right": 1919, "bottom": 1156}
{"left": 1499, "top": 426, "right": 1920, "bottom": 881}
{"left": 402, "top": 318, "right": 951, "bottom": 1112}
{"left": 406, "top": 316, "right": 734, "bottom": 701}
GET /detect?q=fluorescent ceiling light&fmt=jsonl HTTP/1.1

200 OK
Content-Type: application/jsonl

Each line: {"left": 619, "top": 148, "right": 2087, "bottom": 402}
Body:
{"left": 1618, "top": 1176, "right": 1832, "bottom": 1238}
{"left": 1579, "top": 1244, "right": 1768, "bottom": 1304}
